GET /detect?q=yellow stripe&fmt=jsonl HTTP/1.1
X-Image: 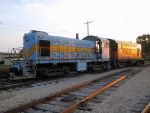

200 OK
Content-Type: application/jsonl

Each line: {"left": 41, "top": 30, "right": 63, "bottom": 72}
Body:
{"left": 50, "top": 45, "right": 94, "bottom": 53}
{"left": 23, "top": 45, "right": 39, "bottom": 59}
{"left": 23, "top": 44, "right": 94, "bottom": 59}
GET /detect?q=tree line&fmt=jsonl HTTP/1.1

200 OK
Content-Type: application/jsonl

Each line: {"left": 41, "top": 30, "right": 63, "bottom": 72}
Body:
{"left": 136, "top": 34, "right": 150, "bottom": 58}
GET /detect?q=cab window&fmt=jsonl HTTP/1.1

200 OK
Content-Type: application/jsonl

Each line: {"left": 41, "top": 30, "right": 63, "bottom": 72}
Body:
{"left": 39, "top": 40, "right": 50, "bottom": 56}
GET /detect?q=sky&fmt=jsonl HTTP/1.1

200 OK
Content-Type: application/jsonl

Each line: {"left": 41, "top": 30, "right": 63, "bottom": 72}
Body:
{"left": 0, "top": 0, "right": 150, "bottom": 52}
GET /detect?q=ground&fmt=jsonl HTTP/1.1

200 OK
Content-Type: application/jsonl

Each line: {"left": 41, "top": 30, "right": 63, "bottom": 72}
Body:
{"left": 91, "top": 66, "right": 150, "bottom": 113}
{"left": 0, "top": 65, "right": 150, "bottom": 113}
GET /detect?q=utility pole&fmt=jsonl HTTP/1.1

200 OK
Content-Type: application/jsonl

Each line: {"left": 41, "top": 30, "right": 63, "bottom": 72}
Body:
{"left": 84, "top": 21, "right": 93, "bottom": 36}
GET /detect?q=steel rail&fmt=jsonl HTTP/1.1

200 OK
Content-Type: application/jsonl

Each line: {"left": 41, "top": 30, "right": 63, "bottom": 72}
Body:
{"left": 141, "top": 103, "right": 150, "bottom": 113}
{"left": 4, "top": 80, "right": 94, "bottom": 113}
{"left": 4, "top": 73, "right": 127, "bottom": 113}
{"left": 61, "top": 76, "right": 126, "bottom": 113}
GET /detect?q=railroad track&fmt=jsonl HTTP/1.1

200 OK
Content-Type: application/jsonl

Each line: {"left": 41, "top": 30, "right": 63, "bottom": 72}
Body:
{"left": 4, "top": 66, "right": 143, "bottom": 113}
{"left": 0, "top": 63, "right": 149, "bottom": 91}
{"left": 142, "top": 103, "right": 150, "bottom": 113}
{"left": 130, "top": 95, "right": 150, "bottom": 113}
{"left": 0, "top": 78, "right": 13, "bottom": 88}
{"left": 0, "top": 68, "right": 123, "bottom": 91}
{"left": 0, "top": 78, "right": 43, "bottom": 90}
{"left": 0, "top": 72, "right": 79, "bottom": 91}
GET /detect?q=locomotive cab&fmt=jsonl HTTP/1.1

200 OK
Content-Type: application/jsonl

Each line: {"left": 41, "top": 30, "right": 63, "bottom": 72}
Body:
{"left": 83, "top": 36, "right": 102, "bottom": 60}
{"left": 83, "top": 36, "right": 111, "bottom": 70}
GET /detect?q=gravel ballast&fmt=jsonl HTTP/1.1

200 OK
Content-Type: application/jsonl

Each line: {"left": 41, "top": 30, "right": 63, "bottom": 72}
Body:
{"left": 0, "top": 68, "right": 129, "bottom": 113}
{"left": 91, "top": 65, "right": 150, "bottom": 113}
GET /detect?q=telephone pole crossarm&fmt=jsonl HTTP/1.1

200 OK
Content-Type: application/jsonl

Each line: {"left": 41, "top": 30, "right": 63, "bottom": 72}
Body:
{"left": 84, "top": 21, "right": 93, "bottom": 36}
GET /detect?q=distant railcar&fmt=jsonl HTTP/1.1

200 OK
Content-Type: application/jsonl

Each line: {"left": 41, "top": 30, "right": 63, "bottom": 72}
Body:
{"left": 10, "top": 31, "right": 144, "bottom": 78}
{"left": 116, "top": 41, "right": 143, "bottom": 66}
{"left": 84, "top": 36, "right": 143, "bottom": 67}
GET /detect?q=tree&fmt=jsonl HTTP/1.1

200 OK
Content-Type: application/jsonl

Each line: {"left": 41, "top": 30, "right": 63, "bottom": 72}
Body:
{"left": 136, "top": 34, "right": 150, "bottom": 58}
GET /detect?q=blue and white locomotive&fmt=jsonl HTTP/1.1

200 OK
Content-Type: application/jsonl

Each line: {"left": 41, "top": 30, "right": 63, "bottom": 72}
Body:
{"left": 11, "top": 30, "right": 111, "bottom": 78}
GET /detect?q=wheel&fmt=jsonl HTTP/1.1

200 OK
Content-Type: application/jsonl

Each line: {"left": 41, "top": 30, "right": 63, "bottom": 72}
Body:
{"left": 107, "top": 62, "right": 111, "bottom": 70}
{"left": 63, "top": 67, "right": 69, "bottom": 75}
{"left": 88, "top": 64, "right": 94, "bottom": 72}
{"left": 103, "top": 62, "right": 111, "bottom": 70}
{"left": 40, "top": 68, "right": 48, "bottom": 78}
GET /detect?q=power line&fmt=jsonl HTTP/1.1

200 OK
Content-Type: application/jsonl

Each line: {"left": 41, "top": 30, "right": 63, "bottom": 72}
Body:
{"left": 0, "top": 22, "right": 86, "bottom": 38}
{"left": 0, "top": 25, "right": 86, "bottom": 38}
